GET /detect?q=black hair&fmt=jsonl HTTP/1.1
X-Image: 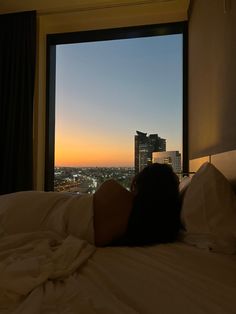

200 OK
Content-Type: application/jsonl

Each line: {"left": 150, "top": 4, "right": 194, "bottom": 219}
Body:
{"left": 114, "top": 163, "right": 181, "bottom": 246}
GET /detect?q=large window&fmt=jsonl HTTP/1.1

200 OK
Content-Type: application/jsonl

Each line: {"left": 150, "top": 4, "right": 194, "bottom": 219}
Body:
{"left": 46, "top": 23, "right": 188, "bottom": 192}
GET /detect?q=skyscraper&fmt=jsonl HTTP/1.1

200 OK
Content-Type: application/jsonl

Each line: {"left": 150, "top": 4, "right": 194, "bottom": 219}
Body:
{"left": 134, "top": 131, "right": 166, "bottom": 174}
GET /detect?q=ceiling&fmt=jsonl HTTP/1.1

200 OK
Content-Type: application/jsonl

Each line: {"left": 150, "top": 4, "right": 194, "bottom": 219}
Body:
{"left": 0, "top": 0, "right": 190, "bottom": 15}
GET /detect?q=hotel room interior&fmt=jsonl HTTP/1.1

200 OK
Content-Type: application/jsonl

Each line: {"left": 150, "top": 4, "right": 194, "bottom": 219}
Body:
{"left": 0, "top": 0, "right": 236, "bottom": 312}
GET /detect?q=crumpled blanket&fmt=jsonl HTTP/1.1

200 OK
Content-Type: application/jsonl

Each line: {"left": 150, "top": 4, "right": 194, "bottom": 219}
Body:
{"left": 0, "top": 191, "right": 96, "bottom": 313}
{"left": 0, "top": 231, "right": 95, "bottom": 312}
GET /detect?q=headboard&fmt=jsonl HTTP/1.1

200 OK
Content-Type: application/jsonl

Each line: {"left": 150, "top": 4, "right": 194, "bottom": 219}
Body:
{"left": 189, "top": 150, "right": 236, "bottom": 191}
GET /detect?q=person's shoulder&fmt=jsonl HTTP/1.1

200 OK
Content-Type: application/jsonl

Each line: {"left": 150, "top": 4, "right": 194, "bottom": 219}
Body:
{"left": 96, "top": 179, "right": 126, "bottom": 195}
{"left": 98, "top": 179, "right": 119, "bottom": 188}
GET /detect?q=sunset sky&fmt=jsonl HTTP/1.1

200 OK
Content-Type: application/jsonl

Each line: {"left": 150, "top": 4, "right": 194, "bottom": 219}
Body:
{"left": 55, "top": 34, "right": 183, "bottom": 167}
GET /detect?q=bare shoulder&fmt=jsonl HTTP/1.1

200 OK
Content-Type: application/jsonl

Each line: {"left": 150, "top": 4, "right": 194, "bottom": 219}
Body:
{"left": 93, "top": 179, "right": 133, "bottom": 246}
{"left": 95, "top": 179, "right": 129, "bottom": 196}
{"left": 94, "top": 179, "right": 132, "bottom": 213}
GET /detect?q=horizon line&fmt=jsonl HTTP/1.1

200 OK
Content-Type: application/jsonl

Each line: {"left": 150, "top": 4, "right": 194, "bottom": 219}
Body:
{"left": 55, "top": 165, "right": 135, "bottom": 168}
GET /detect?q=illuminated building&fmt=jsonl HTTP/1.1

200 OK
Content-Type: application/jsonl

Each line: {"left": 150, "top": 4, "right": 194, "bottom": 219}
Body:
{"left": 134, "top": 131, "right": 166, "bottom": 174}
{"left": 152, "top": 150, "right": 181, "bottom": 173}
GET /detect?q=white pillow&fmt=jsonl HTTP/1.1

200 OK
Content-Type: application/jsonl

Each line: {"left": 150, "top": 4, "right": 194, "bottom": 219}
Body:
{"left": 179, "top": 176, "right": 192, "bottom": 201}
{"left": 180, "top": 162, "right": 236, "bottom": 254}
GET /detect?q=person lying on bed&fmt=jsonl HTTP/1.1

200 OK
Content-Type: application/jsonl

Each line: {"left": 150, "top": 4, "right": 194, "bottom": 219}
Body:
{"left": 94, "top": 163, "right": 181, "bottom": 246}
{"left": 0, "top": 163, "right": 180, "bottom": 247}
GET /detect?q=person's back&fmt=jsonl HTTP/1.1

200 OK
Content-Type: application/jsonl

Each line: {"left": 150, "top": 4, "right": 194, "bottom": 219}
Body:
{"left": 94, "top": 163, "right": 181, "bottom": 247}
{"left": 93, "top": 179, "right": 133, "bottom": 246}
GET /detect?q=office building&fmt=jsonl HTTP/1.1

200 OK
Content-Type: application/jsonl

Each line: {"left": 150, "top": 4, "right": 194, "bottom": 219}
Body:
{"left": 135, "top": 131, "right": 166, "bottom": 174}
{"left": 152, "top": 150, "right": 181, "bottom": 173}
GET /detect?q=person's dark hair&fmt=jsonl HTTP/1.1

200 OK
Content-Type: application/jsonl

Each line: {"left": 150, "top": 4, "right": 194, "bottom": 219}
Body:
{"left": 115, "top": 163, "right": 181, "bottom": 246}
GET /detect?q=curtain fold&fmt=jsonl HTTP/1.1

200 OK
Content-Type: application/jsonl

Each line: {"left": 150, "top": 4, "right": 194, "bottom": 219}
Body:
{"left": 0, "top": 11, "right": 36, "bottom": 194}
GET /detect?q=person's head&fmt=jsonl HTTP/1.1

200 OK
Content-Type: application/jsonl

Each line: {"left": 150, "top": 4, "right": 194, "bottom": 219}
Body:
{"left": 124, "top": 163, "right": 181, "bottom": 246}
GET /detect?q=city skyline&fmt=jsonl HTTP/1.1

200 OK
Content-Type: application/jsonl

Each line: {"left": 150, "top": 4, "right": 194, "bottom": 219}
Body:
{"left": 55, "top": 34, "right": 183, "bottom": 167}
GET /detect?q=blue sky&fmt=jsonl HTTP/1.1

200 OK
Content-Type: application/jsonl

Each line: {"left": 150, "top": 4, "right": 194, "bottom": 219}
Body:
{"left": 55, "top": 34, "right": 183, "bottom": 167}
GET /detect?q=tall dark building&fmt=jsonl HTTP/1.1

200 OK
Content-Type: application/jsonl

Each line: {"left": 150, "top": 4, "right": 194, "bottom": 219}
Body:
{"left": 134, "top": 131, "right": 166, "bottom": 174}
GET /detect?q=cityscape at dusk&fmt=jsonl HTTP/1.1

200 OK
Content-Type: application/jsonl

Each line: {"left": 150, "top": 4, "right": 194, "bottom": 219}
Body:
{"left": 55, "top": 33, "right": 183, "bottom": 168}
{"left": 54, "top": 130, "right": 182, "bottom": 193}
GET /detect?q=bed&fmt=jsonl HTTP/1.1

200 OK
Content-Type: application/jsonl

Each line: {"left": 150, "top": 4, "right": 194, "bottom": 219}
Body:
{"left": 0, "top": 158, "right": 236, "bottom": 313}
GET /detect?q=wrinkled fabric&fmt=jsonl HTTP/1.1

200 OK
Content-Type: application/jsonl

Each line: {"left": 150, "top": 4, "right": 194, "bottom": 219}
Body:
{"left": 0, "top": 231, "right": 95, "bottom": 311}
{"left": 0, "top": 191, "right": 94, "bottom": 244}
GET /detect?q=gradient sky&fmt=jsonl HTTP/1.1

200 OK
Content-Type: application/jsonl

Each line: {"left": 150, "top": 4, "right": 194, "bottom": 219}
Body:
{"left": 55, "top": 34, "right": 183, "bottom": 167}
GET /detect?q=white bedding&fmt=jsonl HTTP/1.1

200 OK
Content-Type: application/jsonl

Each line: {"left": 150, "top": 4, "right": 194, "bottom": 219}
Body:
{"left": 74, "top": 243, "right": 236, "bottom": 314}
{"left": 0, "top": 191, "right": 236, "bottom": 313}
{"left": 0, "top": 191, "right": 96, "bottom": 312}
{"left": 0, "top": 232, "right": 95, "bottom": 312}
{"left": 1, "top": 241, "right": 236, "bottom": 313}
{"left": 0, "top": 191, "right": 94, "bottom": 243}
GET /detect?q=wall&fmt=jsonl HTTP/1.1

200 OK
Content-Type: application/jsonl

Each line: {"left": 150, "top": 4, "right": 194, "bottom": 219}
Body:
{"left": 188, "top": 0, "right": 236, "bottom": 160}
{"left": 34, "top": 1, "right": 189, "bottom": 189}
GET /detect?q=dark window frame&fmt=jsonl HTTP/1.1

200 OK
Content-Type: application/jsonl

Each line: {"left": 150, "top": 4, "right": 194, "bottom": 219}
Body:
{"left": 45, "top": 22, "right": 188, "bottom": 191}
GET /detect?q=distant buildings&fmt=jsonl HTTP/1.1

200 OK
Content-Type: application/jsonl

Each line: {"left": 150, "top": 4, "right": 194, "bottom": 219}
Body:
{"left": 134, "top": 131, "right": 166, "bottom": 174}
{"left": 152, "top": 150, "right": 181, "bottom": 173}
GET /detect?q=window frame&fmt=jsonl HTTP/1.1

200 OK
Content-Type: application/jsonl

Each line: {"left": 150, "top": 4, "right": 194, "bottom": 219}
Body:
{"left": 45, "top": 22, "right": 188, "bottom": 191}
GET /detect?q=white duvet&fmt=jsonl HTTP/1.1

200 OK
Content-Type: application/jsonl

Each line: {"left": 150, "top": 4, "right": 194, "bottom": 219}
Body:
{"left": 0, "top": 191, "right": 95, "bottom": 243}
{"left": 0, "top": 191, "right": 96, "bottom": 313}
{"left": 1, "top": 192, "right": 236, "bottom": 314}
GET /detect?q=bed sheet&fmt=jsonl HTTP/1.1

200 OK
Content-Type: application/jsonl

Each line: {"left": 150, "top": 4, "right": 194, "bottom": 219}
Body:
{"left": 73, "top": 242, "right": 236, "bottom": 314}
{"left": 4, "top": 242, "right": 236, "bottom": 314}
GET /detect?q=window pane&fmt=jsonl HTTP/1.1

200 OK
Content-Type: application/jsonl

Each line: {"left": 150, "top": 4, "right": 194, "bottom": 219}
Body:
{"left": 54, "top": 34, "right": 183, "bottom": 193}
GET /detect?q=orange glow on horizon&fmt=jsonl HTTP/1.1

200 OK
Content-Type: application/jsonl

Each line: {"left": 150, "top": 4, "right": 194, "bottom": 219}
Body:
{"left": 55, "top": 132, "right": 134, "bottom": 167}
{"left": 55, "top": 153, "right": 133, "bottom": 167}
{"left": 55, "top": 126, "right": 181, "bottom": 168}
{"left": 55, "top": 160, "right": 133, "bottom": 167}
